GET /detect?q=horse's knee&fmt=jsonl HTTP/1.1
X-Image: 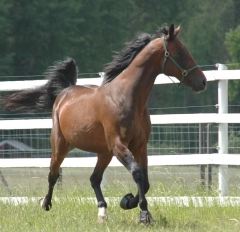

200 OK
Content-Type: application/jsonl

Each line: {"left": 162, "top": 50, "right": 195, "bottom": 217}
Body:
{"left": 132, "top": 166, "right": 144, "bottom": 183}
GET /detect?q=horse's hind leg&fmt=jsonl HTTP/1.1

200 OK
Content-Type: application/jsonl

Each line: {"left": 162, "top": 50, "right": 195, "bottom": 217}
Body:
{"left": 40, "top": 124, "right": 70, "bottom": 211}
{"left": 90, "top": 153, "right": 113, "bottom": 223}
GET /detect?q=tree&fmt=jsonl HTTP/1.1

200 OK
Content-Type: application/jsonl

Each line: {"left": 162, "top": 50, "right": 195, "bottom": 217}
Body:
{"left": 1, "top": 0, "right": 240, "bottom": 113}
{"left": 180, "top": 0, "right": 235, "bottom": 66}
{"left": 8, "top": 0, "right": 86, "bottom": 77}
{"left": 225, "top": 25, "right": 240, "bottom": 104}
{"left": 6, "top": 0, "right": 136, "bottom": 77}
{"left": 0, "top": 1, "right": 14, "bottom": 78}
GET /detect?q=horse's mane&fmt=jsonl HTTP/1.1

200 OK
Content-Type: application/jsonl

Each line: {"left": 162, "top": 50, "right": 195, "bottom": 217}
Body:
{"left": 102, "top": 25, "right": 169, "bottom": 85}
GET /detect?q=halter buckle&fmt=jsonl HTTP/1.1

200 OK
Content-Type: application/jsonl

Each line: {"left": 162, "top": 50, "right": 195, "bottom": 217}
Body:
{"left": 182, "top": 70, "right": 188, "bottom": 76}
{"left": 165, "top": 52, "right": 169, "bottom": 57}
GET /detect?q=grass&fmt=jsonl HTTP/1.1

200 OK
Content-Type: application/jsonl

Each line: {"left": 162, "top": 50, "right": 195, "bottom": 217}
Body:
{"left": 1, "top": 190, "right": 240, "bottom": 232}
{"left": 1, "top": 166, "right": 240, "bottom": 231}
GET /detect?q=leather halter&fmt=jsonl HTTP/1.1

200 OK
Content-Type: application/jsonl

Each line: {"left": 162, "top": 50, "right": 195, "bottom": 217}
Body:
{"left": 161, "top": 36, "right": 199, "bottom": 86}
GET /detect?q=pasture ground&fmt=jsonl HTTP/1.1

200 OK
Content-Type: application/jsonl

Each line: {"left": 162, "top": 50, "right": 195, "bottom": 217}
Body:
{"left": 0, "top": 166, "right": 240, "bottom": 231}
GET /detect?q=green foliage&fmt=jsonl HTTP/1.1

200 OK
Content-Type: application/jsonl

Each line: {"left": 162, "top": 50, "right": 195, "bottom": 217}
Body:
{"left": 1, "top": 0, "right": 137, "bottom": 77}
{"left": 226, "top": 25, "right": 240, "bottom": 66}
{"left": 228, "top": 79, "right": 240, "bottom": 105}
{"left": 225, "top": 25, "right": 240, "bottom": 103}
{"left": 0, "top": 0, "right": 237, "bottom": 77}
{"left": 0, "top": 0, "right": 14, "bottom": 76}
{"left": 0, "top": 0, "right": 240, "bottom": 115}
{"left": 182, "top": 0, "right": 235, "bottom": 65}
{"left": 149, "top": 82, "right": 218, "bottom": 114}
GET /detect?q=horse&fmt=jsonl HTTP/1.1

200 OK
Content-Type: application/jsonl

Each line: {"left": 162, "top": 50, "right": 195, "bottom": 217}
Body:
{"left": 5, "top": 24, "right": 206, "bottom": 224}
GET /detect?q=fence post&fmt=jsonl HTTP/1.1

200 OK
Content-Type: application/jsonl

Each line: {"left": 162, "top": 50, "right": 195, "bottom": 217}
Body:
{"left": 217, "top": 63, "right": 228, "bottom": 197}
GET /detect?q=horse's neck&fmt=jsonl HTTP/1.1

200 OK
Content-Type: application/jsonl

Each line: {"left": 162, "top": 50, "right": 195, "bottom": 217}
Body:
{"left": 104, "top": 39, "right": 164, "bottom": 115}
{"left": 110, "top": 49, "right": 161, "bottom": 113}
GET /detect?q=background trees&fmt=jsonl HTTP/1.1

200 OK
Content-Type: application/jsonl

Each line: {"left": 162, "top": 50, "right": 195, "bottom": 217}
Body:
{"left": 225, "top": 25, "right": 240, "bottom": 105}
{"left": 0, "top": 0, "right": 240, "bottom": 114}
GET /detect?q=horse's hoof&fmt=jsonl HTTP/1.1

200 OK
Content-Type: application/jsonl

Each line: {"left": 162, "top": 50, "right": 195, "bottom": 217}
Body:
{"left": 39, "top": 198, "right": 52, "bottom": 211}
{"left": 138, "top": 211, "right": 154, "bottom": 225}
{"left": 97, "top": 207, "right": 108, "bottom": 223}
{"left": 120, "top": 193, "right": 134, "bottom": 210}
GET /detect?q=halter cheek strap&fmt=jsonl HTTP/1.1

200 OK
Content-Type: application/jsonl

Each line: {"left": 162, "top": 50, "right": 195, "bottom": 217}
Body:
{"left": 161, "top": 36, "right": 199, "bottom": 86}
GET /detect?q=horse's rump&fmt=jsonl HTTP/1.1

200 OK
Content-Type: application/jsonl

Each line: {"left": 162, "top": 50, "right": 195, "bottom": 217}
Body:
{"left": 53, "top": 85, "right": 109, "bottom": 154}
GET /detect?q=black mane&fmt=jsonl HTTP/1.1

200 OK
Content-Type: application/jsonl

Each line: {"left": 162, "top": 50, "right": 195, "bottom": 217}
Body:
{"left": 102, "top": 25, "right": 169, "bottom": 85}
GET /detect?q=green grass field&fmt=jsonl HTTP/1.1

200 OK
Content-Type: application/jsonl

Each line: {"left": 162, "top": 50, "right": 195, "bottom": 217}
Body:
{"left": 1, "top": 191, "right": 240, "bottom": 232}
{"left": 1, "top": 166, "right": 240, "bottom": 231}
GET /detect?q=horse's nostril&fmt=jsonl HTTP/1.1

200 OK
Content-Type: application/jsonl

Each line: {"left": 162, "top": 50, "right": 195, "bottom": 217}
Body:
{"left": 203, "top": 78, "right": 207, "bottom": 87}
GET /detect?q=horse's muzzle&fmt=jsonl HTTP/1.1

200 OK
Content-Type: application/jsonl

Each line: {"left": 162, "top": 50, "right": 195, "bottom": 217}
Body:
{"left": 191, "top": 76, "right": 207, "bottom": 92}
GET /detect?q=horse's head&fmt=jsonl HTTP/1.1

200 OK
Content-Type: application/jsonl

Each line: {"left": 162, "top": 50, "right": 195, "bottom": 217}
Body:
{"left": 161, "top": 24, "right": 206, "bottom": 92}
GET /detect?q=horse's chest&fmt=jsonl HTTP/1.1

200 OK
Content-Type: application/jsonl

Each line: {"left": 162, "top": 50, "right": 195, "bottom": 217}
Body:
{"left": 119, "top": 121, "right": 146, "bottom": 141}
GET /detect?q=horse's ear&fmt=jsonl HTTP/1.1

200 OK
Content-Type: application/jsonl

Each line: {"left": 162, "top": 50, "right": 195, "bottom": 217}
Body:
{"left": 166, "top": 24, "right": 175, "bottom": 41}
{"left": 174, "top": 25, "right": 181, "bottom": 36}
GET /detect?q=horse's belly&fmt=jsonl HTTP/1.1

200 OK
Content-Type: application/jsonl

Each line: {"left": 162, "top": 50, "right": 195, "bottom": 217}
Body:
{"left": 74, "top": 131, "right": 109, "bottom": 154}
{"left": 61, "top": 119, "right": 109, "bottom": 154}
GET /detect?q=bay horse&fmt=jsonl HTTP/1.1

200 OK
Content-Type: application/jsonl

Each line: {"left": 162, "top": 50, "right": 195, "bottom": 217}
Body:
{"left": 5, "top": 24, "right": 206, "bottom": 224}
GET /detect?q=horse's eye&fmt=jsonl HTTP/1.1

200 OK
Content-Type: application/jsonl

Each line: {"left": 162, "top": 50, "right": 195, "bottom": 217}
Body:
{"left": 178, "top": 50, "right": 185, "bottom": 56}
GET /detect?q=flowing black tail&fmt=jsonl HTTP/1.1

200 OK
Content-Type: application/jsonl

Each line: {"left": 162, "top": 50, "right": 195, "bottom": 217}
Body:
{"left": 5, "top": 58, "right": 78, "bottom": 112}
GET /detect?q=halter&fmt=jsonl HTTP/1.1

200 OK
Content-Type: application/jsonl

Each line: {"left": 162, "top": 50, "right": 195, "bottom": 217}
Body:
{"left": 161, "top": 36, "right": 199, "bottom": 86}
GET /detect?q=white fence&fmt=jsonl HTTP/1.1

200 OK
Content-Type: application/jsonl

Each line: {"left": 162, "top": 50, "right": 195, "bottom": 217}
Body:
{"left": 1, "top": 65, "right": 240, "bottom": 197}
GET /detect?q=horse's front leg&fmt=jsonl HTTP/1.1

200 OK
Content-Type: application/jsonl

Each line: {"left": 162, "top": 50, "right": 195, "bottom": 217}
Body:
{"left": 90, "top": 153, "right": 113, "bottom": 223}
{"left": 113, "top": 140, "right": 153, "bottom": 225}
{"left": 120, "top": 168, "right": 150, "bottom": 209}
